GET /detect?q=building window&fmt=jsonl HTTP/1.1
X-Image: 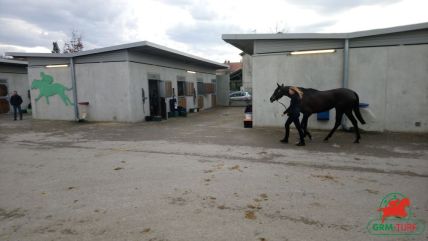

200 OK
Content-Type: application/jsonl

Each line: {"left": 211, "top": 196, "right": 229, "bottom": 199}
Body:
{"left": 197, "top": 81, "right": 204, "bottom": 95}
{"left": 177, "top": 76, "right": 185, "bottom": 96}
{"left": 177, "top": 81, "right": 185, "bottom": 96}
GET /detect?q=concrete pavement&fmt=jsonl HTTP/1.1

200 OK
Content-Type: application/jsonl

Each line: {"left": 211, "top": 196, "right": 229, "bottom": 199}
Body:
{"left": 0, "top": 107, "right": 427, "bottom": 241}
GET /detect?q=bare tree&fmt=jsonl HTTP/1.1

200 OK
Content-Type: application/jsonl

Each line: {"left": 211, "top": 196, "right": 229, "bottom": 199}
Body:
{"left": 51, "top": 42, "right": 60, "bottom": 53}
{"left": 63, "top": 30, "right": 84, "bottom": 53}
{"left": 270, "top": 21, "right": 289, "bottom": 34}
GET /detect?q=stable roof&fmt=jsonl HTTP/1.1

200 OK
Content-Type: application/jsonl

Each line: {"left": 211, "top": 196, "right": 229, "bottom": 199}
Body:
{"left": 0, "top": 58, "right": 28, "bottom": 65}
{"left": 223, "top": 22, "right": 428, "bottom": 54}
{"left": 7, "top": 41, "right": 228, "bottom": 69}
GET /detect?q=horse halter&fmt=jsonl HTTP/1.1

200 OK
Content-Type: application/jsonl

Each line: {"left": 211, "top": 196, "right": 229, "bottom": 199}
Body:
{"left": 271, "top": 86, "right": 287, "bottom": 102}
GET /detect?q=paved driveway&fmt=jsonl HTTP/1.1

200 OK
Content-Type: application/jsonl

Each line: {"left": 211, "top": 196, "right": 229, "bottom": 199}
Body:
{"left": 1, "top": 108, "right": 427, "bottom": 241}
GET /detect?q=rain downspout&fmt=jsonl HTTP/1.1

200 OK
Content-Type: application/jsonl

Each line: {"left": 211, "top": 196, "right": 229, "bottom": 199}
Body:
{"left": 70, "top": 57, "right": 79, "bottom": 121}
{"left": 341, "top": 38, "right": 350, "bottom": 130}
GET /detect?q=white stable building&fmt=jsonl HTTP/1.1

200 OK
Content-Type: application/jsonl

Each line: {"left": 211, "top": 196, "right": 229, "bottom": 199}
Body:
{"left": 8, "top": 41, "right": 228, "bottom": 122}
{"left": 0, "top": 59, "right": 29, "bottom": 114}
{"left": 223, "top": 23, "right": 428, "bottom": 132}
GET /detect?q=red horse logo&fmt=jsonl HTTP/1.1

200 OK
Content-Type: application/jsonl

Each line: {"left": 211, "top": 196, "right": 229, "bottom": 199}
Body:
{"left": 378, "top": 197, "right": 410, "bottom": 223}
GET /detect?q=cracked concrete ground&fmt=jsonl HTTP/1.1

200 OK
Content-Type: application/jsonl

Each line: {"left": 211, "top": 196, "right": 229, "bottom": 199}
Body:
{"left": 0, "top": 107, "right": 427, "bottom": 241}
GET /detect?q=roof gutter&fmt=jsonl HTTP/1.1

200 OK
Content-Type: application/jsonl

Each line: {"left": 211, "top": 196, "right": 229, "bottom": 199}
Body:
{"left": 341, "top": 38, "right": 350, "bottom": 130}
{"left": 342, "top": 38, "right": 350, "bottom": 89}
{"left": 69, "top": 57, "right": 79, "bottom": 121}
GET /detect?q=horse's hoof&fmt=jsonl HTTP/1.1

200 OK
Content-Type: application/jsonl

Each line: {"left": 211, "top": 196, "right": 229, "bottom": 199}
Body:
{"left": 296, "top": 142, "right": 305, "bottom": 146}
{"left": 280, "top": 139, "right": 288, "bottom": 143}
{"left": 354, "top": 140, "right": 360, "bottom": 144}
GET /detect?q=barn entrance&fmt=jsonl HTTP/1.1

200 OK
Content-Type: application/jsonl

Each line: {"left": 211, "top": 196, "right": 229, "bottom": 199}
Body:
{"left": 0, "top": 81, "right": 10, "bottom": 114}
{"left": 148, "top": 79, "right": 161, "bottom": 117}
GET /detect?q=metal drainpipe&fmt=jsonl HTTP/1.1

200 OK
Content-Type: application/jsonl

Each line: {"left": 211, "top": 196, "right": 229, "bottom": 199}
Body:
{"left": 341, "top": 38, "right": 350, "bottom": 130}
{"left": 70, "top": 57, "right": 79, "bottom": 121}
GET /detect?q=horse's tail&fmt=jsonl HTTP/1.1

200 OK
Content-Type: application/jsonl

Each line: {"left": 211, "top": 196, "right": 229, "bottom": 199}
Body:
{"left": 353, "top": 92, "right": 366, "bottom": 125}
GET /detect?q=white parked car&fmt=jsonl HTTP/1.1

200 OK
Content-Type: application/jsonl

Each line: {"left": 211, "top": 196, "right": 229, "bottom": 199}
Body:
{"left": 229, "top": 91, "right": 252, "bottom": 101}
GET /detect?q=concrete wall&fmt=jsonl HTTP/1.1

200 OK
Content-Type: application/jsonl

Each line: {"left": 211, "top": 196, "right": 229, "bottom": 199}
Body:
{"left": 0, "top": 64, "right": 29, "bottom": 112}
{"left": 74, "top": 50, "right": 128, "bottom": 64}
{"left": 252, "top": 44, "right": 428, "bottom": 132}
{"left": 29, "top": 57, "right": 69, "bottom": 66}
{"left": 252, "top": 50, "right": 343, "bottom": 129}
{"left": 29, "top": 61, "right": 217, "bottom": 123}
{"left": 251, "top": 29, "right": 428, "bottom": 54}
{"left": 349, "top": 44, "right": 428, "bottom": 132}
{"left": 75, "top": 62, "right": 131, "bottom": 122}
{"left": 216, "top": 70, "right": 230, "bottom": 106}
{"left": 28, "top": 66, "right": 75, "bottom": 120}
{"left": 242, "top": 54, "right": 253, "bottom": 93}
{"left": 128, "top": 62, "right": 217, "bottom": 121}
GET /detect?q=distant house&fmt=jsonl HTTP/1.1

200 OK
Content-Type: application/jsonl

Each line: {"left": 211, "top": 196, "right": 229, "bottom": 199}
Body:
{"left": 0, "top": 59, "right": 29, "bottom": 114}
{"left": 225, "top": 60, "right": 242, "bottom": 91}
{"left": 7, "top": 41, "right": 228, "bottom": 122}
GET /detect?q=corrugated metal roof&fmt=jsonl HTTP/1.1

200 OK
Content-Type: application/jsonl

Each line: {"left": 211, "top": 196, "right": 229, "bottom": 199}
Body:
{"left": 223, "top": 22, "right": 428, "bottom": 40}
{"left": 223, "top": 22, "right": 428, "bottom": 54}
{"left": 6, "top": 41, "right": 228, "bottom": 69}
{"left": 0, "top": 58, "right": 28, "bottom": 65}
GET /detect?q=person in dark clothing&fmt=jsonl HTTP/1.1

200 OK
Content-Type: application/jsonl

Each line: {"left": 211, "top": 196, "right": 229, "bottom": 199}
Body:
{"left": 10, "top": 91, "right": 23, "bottom": 121}
{"left": 281, "top": 86, "right": 305, "bottom": 146}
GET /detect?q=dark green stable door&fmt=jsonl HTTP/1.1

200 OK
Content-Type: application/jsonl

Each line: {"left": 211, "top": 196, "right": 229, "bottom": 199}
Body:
{"left": 148, "top": 79, "right": 161, "bottom": 117}
{"left": 0, "top": 83, "right": 10, "bottom": 114}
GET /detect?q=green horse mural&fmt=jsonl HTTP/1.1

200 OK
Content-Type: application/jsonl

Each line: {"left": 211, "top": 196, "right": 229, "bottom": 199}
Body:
{"left": 31, "top": 72, "right": 74, "bottom": 106}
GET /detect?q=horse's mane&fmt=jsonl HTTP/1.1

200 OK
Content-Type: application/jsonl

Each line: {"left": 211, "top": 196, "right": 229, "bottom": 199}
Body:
{"left": 298, "top": 87, "right": 319, "bottom": 93}
{"left": 278, "top": 85, "right": 319, "bottom": 96}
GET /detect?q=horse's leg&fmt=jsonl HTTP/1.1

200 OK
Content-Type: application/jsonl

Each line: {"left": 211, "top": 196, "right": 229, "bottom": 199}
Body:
{"left": 65, "top": 92, "right": 74, "bottom": 105}
{"left": 61, "top": 88, "right": 74, "bottom": 105}
{"left": 61, "top": 93, "right": 74, "bottom": 106}
{"left": 324, "top": 110, "right": 343, "bottom": 141}
{"left": 301, "top": 114, "right": 312, "bottom": 140}
{"left": 281, "top": 117, "right": 293, "bottom": 143}
{"left": 57, "top": 89, "right": 73, "bottom": 106}
{"left": 67, "top": 96, "right": 74, "bottom": 105}
{"left": 307, "top": 114, "right": 313, "bottom": 140}
{"left": 345, "top": 112, "right": 361, "bottom": 143}
{"left": 59, "top": 93, "right": 69, "bottom": 106}
{"left": 35, "top": 94, "right": 42, "bottom": 102}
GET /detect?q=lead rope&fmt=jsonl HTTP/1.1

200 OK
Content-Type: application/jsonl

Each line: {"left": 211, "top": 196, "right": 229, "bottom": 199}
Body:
{"left": 277, "top": 100, "right": 287, "bottom": 109}
{"left": 276, "top": 100, "right": 287, "bottom": 116}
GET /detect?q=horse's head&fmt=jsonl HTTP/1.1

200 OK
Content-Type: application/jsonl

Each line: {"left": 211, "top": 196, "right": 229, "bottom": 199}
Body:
{"left": 270, "top": 83, "right": 289, "bottom": 102}
{"left": 31, "top": 79, "right": 42, "bottom": 89}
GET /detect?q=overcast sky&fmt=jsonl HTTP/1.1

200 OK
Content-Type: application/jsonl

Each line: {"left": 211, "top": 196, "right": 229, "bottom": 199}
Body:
{"left": 1, "top": 0, "right": 427, "bottom": 62}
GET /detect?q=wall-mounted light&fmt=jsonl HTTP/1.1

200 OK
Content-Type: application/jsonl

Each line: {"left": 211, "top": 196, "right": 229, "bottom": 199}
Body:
{"left": 46, "top": 64, "right": 69, "bottom": 68}
{"left": 187, "top": 70, "right": 196, "bottom": 74}
{"left": 290, "top": 49, "right": 335, "bottom": 55}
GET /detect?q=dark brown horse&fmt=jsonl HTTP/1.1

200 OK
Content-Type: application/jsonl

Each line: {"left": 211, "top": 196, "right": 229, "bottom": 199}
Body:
{"left": 270, "top": 84, "right": 366, "bottom": 143}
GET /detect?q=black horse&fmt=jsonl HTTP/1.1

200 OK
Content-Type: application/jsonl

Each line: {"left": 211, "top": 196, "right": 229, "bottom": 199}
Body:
{"left": 270, "top": 84, "right": 366, "bottom": 143}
